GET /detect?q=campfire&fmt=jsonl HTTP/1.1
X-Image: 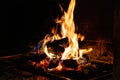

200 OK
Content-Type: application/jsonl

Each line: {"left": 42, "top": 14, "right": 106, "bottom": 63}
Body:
{"left": 30, "top": 0, "right": 93, "bottom": 72}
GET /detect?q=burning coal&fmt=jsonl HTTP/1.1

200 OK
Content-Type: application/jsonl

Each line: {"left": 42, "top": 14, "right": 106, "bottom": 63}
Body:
{"left": 31, "top": 0, "right": 93, "bottom": 71}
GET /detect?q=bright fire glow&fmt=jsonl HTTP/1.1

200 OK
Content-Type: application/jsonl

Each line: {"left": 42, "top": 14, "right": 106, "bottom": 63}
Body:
{"left": 42, "top": 0, "right": 93, "bottom": 61}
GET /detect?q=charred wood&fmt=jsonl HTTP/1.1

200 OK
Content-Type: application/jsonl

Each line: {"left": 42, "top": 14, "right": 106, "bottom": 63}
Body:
{"left": 48, "top": 58, "right": 60, "bottom": 69}
{"left": 47, "top": 37, "right": 69, "bottom": 48}
{"left": 62, "top": 59, "right": 78, "bottom": 69}
{"left": 46, "top": 37, "right": 69, "bottom": 54}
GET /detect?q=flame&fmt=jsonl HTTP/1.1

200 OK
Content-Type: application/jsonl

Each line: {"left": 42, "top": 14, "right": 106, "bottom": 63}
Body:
{"left": 79, "top": 48, "right": 93, "bottom": 58}
{"left": 42, "top": 0, "right": 93, "bottom": 61}
{"left": 55, "top": 62, "right": 63, "bottom": 71}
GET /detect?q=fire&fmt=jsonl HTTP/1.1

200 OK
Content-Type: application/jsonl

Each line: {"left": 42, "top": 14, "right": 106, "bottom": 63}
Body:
{"left": 55, "top": 62, "right": 63, "bottom": 71}
{"left": 42, "top": 0, "right": 92, "bottom": 61}
{"left": 33, "top": 0, "right": 93, "bottom": 71}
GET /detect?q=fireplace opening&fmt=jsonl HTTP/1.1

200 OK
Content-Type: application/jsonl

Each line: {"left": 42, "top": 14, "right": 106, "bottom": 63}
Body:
{"left": 1, "top": 0, "right": 116, "bottom": 80}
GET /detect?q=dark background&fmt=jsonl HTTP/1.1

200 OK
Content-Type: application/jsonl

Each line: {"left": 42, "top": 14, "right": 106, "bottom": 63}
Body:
{"left": 2, "top": 0, "right": 113, "bottom": 55}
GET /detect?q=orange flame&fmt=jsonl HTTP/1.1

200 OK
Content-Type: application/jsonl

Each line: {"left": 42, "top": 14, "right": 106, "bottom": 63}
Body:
{"left": 42, "top": 0, "right": 93, "bottom": 61}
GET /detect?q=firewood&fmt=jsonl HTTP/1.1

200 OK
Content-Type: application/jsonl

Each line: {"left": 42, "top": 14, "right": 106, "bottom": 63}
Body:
{"left": 47, "top": 46, "right": 65, "bottom": 55}
{"left": 62, "top": 59, "right": 78, "bottom": 69}
{"left": 48, "top": 58, "right": 60, "bottom": 69}
{"left": 46, "top": 37, "right": 69, "bottom": 54}
{"left": 47, "top": 37, "right": 69, "bottom": 48}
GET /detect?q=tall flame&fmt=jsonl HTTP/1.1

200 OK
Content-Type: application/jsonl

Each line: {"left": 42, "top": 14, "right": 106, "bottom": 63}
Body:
{"left": 42, "top": 0, "right": 92, "bottom": 61}
{"left": 56, "top": 0, "right": 85, "bottom": 60}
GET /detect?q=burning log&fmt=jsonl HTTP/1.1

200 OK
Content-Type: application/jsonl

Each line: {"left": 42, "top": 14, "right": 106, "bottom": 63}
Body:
{"left": 47, "top": 37, "right": 69, "bottom": 47}
{"left": 48, "top": 58, "right": 60, "bottom": 69}
{"left": 46, "top": 37, "right": 69, "bottom": 54}
{"left": 62, "top": 59, "right": 78, "bottom": 69}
